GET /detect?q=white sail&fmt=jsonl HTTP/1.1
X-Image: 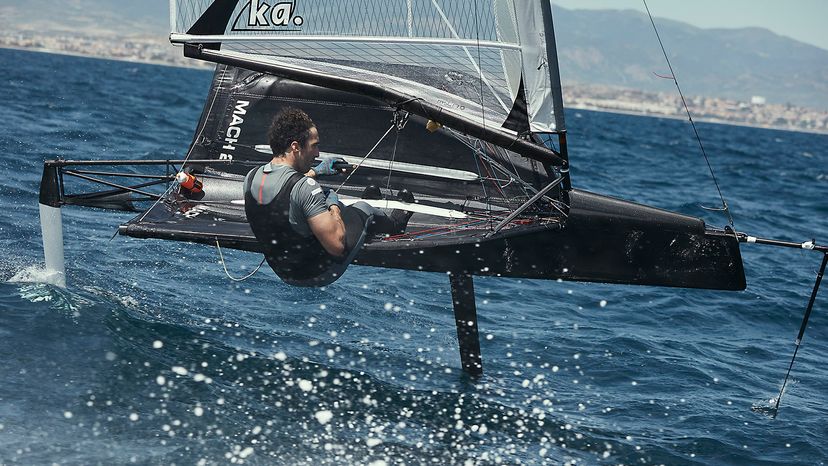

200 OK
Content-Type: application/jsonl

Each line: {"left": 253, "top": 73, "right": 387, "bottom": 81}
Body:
{"left": 170, "top": 0, "right": 564, "bottom": 133}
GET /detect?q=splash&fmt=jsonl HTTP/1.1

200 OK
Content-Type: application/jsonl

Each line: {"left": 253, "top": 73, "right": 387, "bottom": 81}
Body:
{"left": 751, "top": 380, "right": 797, "bottom": 418}
{"left": 8, "top": 264, "right": 65, "bottom": 288}
{"left": 5, "top": 265, "right": 90, "bottom": 314}
{"left": 750, "top": 404, "right": 778, "bottom": 418}
{"left": 11, "top": 282, "right": 88, "bottom": 315}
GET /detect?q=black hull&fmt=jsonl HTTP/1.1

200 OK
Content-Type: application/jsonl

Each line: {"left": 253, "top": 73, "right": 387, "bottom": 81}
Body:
{"left": 119, "top": 188, "right": 745, "bottom": 291}
{"left": 353, "top": 223, "right": 744, "bottom": 291}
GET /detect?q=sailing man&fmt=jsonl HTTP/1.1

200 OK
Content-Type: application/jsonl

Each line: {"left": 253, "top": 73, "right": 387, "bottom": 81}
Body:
{"left": 244, "top": 107, "right": 413, "bottom": 286}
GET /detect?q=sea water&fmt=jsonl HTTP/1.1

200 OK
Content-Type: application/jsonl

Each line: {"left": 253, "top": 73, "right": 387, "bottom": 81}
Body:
{"left": 1, "top": 48, "right": 826, "bottom": 465}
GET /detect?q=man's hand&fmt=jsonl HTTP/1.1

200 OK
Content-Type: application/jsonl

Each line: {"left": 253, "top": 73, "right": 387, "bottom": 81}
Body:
{"left": 311, "top": 157, "right": 349, "bottom": 177}
{"left": 324, "top": 189, "right": 342, "bottom": 211}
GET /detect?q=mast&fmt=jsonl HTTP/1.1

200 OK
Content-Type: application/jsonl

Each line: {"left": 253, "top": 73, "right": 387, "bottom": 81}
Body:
{"left": 539, "top": 1, "right": 571, "bottom": 191}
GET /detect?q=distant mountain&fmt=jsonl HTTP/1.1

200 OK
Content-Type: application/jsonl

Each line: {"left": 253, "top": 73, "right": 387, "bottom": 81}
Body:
{"left": 0, "top": 0, "right": 168, "bottom": 36}
{"left": 551, "top": 6, "right": 828, "bottom": 110}
{"left": 2, "top": 1, "right": 826, "bottom": 109}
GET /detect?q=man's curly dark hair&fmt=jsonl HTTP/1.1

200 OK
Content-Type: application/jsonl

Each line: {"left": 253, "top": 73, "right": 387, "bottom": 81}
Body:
{"left": 268, "top": 107, "right": 316, "bottom": 157}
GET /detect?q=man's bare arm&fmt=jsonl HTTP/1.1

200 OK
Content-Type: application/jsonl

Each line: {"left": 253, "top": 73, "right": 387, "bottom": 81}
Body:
{"left": 307, "top": 206, "right": 347, "bottom": 257}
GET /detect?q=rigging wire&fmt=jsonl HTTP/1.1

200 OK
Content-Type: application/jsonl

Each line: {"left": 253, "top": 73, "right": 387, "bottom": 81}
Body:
{"left": 216, "top": 240, "right": 266, "bottom": 282}
{"left": 449, "top": 130, "right": 534, "bottom": 201}
{"left": 477, "top": 152, "right": 508, "bottom": 198}
{"left": 386, "top": 128, "right": 400, "bottom": 191}
{"left": 486, "top": 140, "right": 533, "bottom": 198}
{"left": 385, "top": 111, "right": 408, "bottom": 191}
{"left": 642, "top": 0, "right": 735, "bottom": 229}
{"left": 495, "top": 140, "right": 533, "bottom": 197}
{"left": 473, "top": 0, "right": 486, "bottom": 131}
{"left": 334, "top": 121, "right": 397, "bottom": 193}
{"left": 470, "top": 141, "right": 492, "bottom": 228}
{"left": 429, "top": 0, "right": 509, "bottom": 113}
{"left": 450, "top": 128, "right": 569, "bottom": 218}
{"left": 137, "top": 67, "right": 229, "bottom": 224}
{"left": 471, "top": 0, "right": 496, "bottom": 228}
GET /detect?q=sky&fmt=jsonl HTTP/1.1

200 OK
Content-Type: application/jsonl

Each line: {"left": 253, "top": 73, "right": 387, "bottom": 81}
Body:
{"left": 551, "top": 0, "right": 828, "bottom": 51}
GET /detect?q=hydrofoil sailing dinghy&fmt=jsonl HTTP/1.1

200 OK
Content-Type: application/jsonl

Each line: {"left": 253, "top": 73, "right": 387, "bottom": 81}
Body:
{"left": 37, "top": 1, "right": 824, "bottom": 410}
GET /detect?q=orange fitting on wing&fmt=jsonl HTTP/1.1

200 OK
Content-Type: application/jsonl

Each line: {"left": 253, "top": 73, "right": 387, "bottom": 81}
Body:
{"left": 176, "top": 171, "right": 203, "bottom": 194}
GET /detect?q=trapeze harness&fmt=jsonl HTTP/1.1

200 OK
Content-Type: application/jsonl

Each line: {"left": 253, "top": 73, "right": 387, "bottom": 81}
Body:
{"left": 243, "top": 166, "right": 371, "bottom": 287}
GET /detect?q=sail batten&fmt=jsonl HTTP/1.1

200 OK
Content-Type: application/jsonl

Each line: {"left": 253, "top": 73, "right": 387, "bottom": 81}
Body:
{"left": 171, "top": 0, "right": 563, "bottom": 133}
